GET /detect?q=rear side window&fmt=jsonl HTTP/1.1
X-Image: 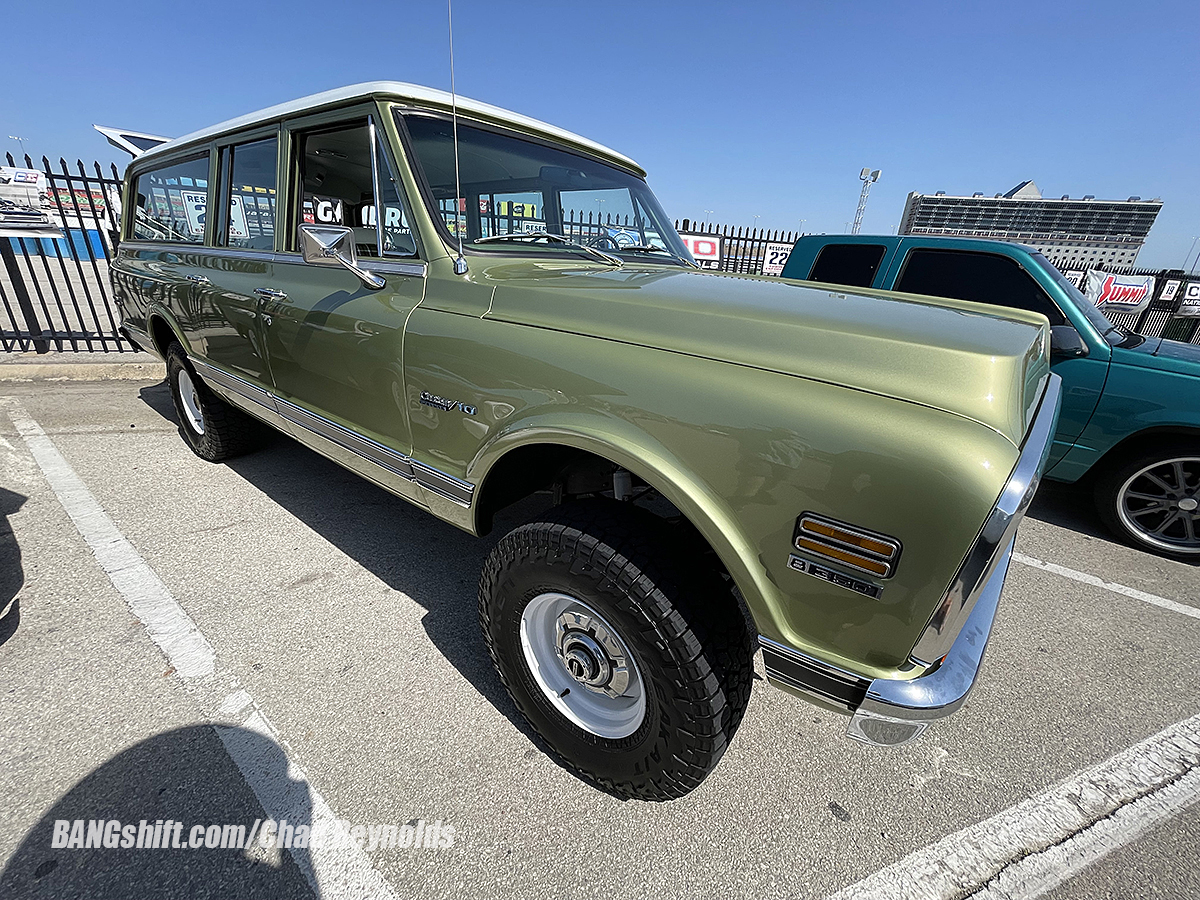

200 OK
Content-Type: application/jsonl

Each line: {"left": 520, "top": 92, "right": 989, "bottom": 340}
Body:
{"left": 130, "top": 155, "right": 209, "bottom": 243}
{"left": 896, "top": 249, "right": 1065, "bottom": 324}
{"left": 219, "top": 137, "right": 278, "bottom": 250}
{"left": 808, "top": 244, "right": 887, "bottom": 288}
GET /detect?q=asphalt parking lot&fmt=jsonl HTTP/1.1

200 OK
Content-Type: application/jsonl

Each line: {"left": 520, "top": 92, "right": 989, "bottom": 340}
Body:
{"left": 1, "top": 374, "right": 1197, "bottom": 900}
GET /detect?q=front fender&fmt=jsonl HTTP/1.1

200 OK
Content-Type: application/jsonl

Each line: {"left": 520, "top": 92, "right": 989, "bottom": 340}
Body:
{"left": 403, "top": 310, "right": 1016, "bottom": 681}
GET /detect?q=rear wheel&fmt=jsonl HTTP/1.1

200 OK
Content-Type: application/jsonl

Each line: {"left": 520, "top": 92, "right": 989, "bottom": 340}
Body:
{"left": 479, "top": 500, "right": 753, "bottom": 801}
{"left": 1095, "top": 443, "right": 1200, "bottom": 558}
{"left": 166, "top": 342, "right": 265, "bottom": 462}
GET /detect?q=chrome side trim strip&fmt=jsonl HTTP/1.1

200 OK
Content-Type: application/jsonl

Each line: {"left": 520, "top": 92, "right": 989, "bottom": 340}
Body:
{"left": 909, "top": 373, "right": 1062, "bottom": 667}
{"left": 188, "top": 357, "right": 474, "bottom": 508}
{"left": 120, "top": 240, "right": 427, "bottom": 277}
{"left": 274, "top": 397, "right": 415, "bottom": 481}
{"left": 759, "top": 637, "right": 869, "bottom": 713}
{"left": 191, "top": 359, "right": 277, "bottom": 413}
{"left": 410, "top": 460, "right": 474, "bottom": 506}
{"left": 120, "top": 323, "right": 155, "bottom": 356}
{"left": 120, "top": 241, "right": 279, "bottom": 263}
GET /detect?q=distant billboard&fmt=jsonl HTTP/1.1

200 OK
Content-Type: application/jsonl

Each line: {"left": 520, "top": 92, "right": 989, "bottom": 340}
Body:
{"left": 679, "top": 233, "right": 722, "bottom": 269}
{"left": 1085, "top": 270, "right": 1155, "bottom": 314}
{"left": 0, "top": 167, "right": 63, "bottom": 238}
{"left": 1177, "top": 282, "right": 1200, "bottom": 318}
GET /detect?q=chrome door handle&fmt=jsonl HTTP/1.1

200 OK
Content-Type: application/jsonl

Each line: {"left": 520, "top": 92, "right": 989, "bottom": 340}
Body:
{"left": 254, "top": 287, "right": 288, "bottom": 300}
{"left": 185, "top": 274, "right": 210, "bottom": 284}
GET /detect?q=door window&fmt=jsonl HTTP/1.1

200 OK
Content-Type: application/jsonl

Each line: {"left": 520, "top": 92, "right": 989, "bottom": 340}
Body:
{"left": 896, "top": 249, "right": 1066, "bottom": 324}
{"left": 808, "top": 244, "right": 887, "bottom": 288}
{"left": 219, "top": 137, "right": 278, "bottom": 250}
{"left": 130, "top": 154, "right": 209, "bottom": 243}
{"left": 293, "top": 120, "right": 417, "bottom": 258}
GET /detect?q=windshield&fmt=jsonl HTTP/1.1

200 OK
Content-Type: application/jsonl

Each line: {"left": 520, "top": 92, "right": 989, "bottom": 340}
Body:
{"left": 1032, "top": 252, "right": 1129, "bottom": 345}
{"left": 399, "top": 113, "right": 694, "bottom": 266}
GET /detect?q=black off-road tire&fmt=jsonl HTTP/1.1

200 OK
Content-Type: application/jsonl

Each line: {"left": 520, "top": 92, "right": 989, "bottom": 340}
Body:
{"left": 166, "top": 342, "right": 265, "bottom": 463}
{"left": 1094, "top": 441, "right": 1200, "bottom": 559}
{"left": 479, "top": 500, "right": 754, "bottom": 801}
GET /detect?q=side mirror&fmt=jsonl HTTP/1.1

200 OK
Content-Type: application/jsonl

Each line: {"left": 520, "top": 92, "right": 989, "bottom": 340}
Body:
{"left": 1050, "top": 325, "right": 1088, "bottom": 360}
{"left": 298, "top": 224, "right": 386, "bottom": 290}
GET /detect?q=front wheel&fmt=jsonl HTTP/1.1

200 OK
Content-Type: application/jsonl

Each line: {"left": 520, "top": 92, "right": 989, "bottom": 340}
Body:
{"left": 479, "top": 501, "right": 753, "bottom": 801}
{"left": 1095, "top": 443, "right": 1200, "bottom": 558}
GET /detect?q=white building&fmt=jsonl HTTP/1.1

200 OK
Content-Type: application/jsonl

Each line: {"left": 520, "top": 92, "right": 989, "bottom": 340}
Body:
{"left": 898, "top": 181, "right": 1162, "bottom": 268}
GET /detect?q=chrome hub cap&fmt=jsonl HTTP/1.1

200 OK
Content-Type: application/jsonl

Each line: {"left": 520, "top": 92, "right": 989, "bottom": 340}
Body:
{"left": 1118, "top": 457, "right": 1200, "bottom": 554}
{"left": 176, "top": 369, "right": 205, "bottom": 435}
{"left": 520, "top": 593, "right": 645, "bottom": 738}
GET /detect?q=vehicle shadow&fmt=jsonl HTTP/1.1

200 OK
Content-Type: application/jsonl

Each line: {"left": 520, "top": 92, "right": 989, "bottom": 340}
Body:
{"left": 136, "top": 382, "right": 545, "bottom": 739}
{"left": 0, "top": 486, "right": 27, "bottom": 648}
{"left": 1025, "top": 478, "right": 1111, "bottom": 541}
{"left": 0, "top": 725, "right": 315, "bottom": 900}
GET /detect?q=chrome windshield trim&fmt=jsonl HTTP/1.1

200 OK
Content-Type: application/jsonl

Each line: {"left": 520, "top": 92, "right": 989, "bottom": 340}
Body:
{"left": 909, "top": 373, "right": 1062, "bottom": 667}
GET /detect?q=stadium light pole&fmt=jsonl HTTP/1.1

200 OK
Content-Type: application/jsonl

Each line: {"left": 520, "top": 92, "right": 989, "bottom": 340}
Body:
{"left": 8, "top": 135, "right": 29, "bottom": 160}
{"left": 1184, "top": 235, "right": 1200, "bottom": 273}
{"left": 852, "top": 168, "right": 881, "bottom": 235}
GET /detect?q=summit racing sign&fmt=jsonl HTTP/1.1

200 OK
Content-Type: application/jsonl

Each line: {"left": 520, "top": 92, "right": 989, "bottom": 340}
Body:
{"left": 1084, "top": 271, "right": 1155, "bottom": 314}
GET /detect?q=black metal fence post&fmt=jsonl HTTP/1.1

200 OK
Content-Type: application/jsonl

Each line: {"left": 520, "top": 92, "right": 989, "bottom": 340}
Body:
{"left": 0, "top": 238, "right": 49, "bottom": 353}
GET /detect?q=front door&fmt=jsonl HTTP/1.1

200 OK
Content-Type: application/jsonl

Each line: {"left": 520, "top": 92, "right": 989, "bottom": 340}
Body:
{"left": 263, "top": 114, "right": 427, "bottom": 501}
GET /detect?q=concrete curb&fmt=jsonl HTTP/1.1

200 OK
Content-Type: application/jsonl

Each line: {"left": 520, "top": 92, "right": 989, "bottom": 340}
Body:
{"left": 0, "top": 353, "right": 165, "bottom": 382}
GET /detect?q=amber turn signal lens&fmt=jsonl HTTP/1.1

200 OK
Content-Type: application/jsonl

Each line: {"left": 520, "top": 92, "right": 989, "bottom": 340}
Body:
{"left": 794, "top": 514, "right": 901, "bottom": 578}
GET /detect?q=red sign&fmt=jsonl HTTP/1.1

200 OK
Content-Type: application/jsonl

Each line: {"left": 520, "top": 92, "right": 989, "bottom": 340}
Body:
{"left": 679, "top": 233, "right": 722, "bottom": 264}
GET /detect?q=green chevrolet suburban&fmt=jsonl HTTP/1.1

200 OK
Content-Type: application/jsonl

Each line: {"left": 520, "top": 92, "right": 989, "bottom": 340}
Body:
{"left": 782, "top": 235, "right": 1200, "bottom": 560}
{"left": 112, "top": 83, "right": 1061, "bottom": 800}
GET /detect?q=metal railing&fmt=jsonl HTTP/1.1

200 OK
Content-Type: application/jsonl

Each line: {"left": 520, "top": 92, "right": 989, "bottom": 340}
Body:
{"left": 1, "top": 153, "right": 129, "bottom": 352}
{"left": 2, "top": 153, "right": 1196, "bottom": 351}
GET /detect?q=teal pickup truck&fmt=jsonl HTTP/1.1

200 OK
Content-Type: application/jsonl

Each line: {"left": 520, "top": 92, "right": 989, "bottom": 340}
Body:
{"left": 782, "top": 235, "right": 1200, "bottom": 559}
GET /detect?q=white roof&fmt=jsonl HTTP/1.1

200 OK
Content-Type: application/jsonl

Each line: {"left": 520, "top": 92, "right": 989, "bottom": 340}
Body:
{"left": 138, "top": 81, "right": 643, "bottom": 174}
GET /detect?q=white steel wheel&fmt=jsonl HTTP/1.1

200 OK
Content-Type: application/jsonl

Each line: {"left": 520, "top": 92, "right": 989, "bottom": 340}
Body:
{"left": 519, "top": 592, "right": 646, "bottom": 739}
{"left": 176, "top": 368, "right": 205, "bottom": 436}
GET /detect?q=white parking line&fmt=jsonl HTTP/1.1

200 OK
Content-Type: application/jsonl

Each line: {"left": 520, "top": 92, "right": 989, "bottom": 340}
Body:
{"left": 2, "top": 397, "right": 398, "bottom": 900}
{"left": 827, "top": 712, "right": 1200, "bottom": 900}
{"left": 1013, "top": 551, "right": 1200, "bottom": 621}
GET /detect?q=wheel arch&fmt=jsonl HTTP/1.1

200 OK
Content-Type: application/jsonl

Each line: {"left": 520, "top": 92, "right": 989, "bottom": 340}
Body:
{"left": 469, "top": 426, "right": 769, "bottom": 633}
{"left": 146, "top": 307, "right": 189, "bottom": 359}
{"left": 1091, "top": 425, "right": 1200, "bottom": 478}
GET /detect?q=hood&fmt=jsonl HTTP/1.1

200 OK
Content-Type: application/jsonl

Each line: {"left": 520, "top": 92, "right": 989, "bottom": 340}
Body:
{"left": 482, "top": 262, "right": 1051, "bottom": 446}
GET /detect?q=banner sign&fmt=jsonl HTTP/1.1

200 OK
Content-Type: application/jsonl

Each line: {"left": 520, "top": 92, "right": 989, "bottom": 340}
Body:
{"left": 1085, "top": 270, "right": 1155, "bottom": 314}
{"left": 1177, "top": 282, "right": 1200, "bottom": 318}
{"left": 1158, "top": 279, "right": 1181, "bottom": 305}
{"left": 679, "top": 233, "right": 722, "bottom": 269}
{"left": 0, "top": 166, "right": 63, "bottom": 238}
{"left": 760, "top": 242, "right": 793, "bottom": 276}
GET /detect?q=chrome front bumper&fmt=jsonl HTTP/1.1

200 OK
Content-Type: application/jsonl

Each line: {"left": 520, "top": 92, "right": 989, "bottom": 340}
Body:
{"left": 763, "top": 373, "right": 1063, "bottom": 748}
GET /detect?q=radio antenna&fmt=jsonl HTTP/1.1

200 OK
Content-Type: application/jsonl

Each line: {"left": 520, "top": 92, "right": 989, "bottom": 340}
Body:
{"left": 448, "top": 0, "right": 468, "bottom": 275}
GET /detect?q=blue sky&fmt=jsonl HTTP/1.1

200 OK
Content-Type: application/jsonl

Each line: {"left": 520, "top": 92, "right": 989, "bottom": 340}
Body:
{"left": 3, "top": 0, "right": 1197, "bottom": 267}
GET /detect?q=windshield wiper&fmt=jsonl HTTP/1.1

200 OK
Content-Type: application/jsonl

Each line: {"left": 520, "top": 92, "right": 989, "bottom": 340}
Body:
{"left": 475, "top": 231, "right": 623, "bottom": 267}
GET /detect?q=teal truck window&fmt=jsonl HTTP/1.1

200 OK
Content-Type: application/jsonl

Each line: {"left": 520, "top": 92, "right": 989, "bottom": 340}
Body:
{"left": 897, "top": 248, "right": 1067, "bottom": 325}
{"left": 131, "top": 154, "right": 209, "bottom": 243}
{"left": 809, "top": 244, "right": 887, "bottom": 287}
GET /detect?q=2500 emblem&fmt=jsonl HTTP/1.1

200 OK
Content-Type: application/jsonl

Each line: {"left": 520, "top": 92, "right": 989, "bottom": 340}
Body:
{"left": 420, "top": 391, "right": 477, "bottom": 416}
